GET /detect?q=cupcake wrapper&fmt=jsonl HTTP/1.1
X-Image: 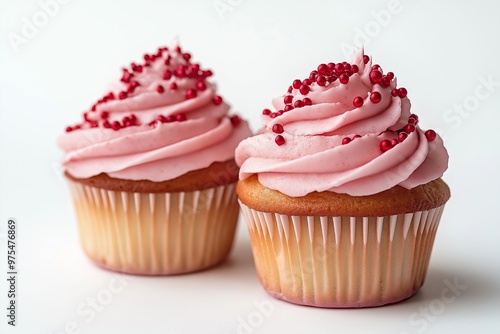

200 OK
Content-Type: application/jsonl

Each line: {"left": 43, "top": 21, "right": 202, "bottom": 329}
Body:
{"left": 239, "top": 201, "right": 445, "bottom": 308}
{"left": 67, "top": 179, "right": 239, "bottom": 275}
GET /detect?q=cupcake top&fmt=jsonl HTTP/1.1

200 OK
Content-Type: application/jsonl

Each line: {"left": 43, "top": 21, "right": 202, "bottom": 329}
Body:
{"left": 235, "top": 50, "right": 449, "bottom": 197}
{"left": 58, "top": 42, "right": 251, "bottom": 182}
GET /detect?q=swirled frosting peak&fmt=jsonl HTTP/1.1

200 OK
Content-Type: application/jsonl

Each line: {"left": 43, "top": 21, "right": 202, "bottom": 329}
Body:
{"left": 235, "top": 50, "right": 448, "bottom": 197}
{"left": 58, "top": 42, "right": 251, "bottom": 181}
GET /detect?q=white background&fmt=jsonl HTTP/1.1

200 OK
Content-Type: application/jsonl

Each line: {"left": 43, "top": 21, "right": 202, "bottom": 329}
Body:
{"left": 1, "top": 0, "right": 500, "bottom": 333}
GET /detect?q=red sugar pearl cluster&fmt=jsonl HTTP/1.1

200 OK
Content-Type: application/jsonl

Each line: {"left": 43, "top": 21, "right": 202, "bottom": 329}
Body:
{"left": 66, "top": 45, "right": 226, "bottom": 133}
{"left": 353, "top": 91, "right": 383, "bottom": 107}
{"left": 121, "top": 46, "right": 216, "bottom": 105}
{"left": 269, "top": 123, "right": 286, "bottom": 145}
{"left": 379, "top": 115, "right": 417, "bottom": 152}
{"left": 369, "top": 65, "right": 394, "bottom": 89}
{"left": 102, "top": 114, "right": 139, "bottom": 131}
{"left": 149, "top": 113, "right": 187, "bottom": 127}
{"left": 341, "top": 134, "right": 361, "bottom": 145}
{"left": 425, "top": 129, "right": 437, "bottom": 141}
{"left": 289, "top": 61, "right": 360, "bottom": 96}
{"left": 262, "top": 97, "right": 312, "bottom": 118}
{"left": 379, "top": 114, "right": 437, "bottom": 152}
{"left": 391, "top": 87, "right": 407, "bottom": 98}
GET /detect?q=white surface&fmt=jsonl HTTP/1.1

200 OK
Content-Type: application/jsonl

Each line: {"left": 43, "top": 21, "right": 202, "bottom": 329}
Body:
{"left": 1, "top": 0, "right": 500, "bottom": 333}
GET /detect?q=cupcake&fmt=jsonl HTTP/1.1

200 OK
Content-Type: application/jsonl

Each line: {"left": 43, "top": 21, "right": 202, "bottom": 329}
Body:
{"left": 58, "top": 42, "right": 252, "bottom": 275}
{"left": 235, "top": 51, "right": 450, "bottom": 307}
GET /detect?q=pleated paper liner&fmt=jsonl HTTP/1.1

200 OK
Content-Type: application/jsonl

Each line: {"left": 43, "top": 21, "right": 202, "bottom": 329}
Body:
{"left": 239, "top": 201, "right": 445, "bottom": 308}
{"left": 67, "top": 178, "right": 239, "bottom": 275}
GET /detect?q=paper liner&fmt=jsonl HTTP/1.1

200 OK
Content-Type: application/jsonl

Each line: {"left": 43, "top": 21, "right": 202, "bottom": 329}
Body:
{"left": 239, "top": 202, "right": 445, "bottom": 308}
{"left": 66, "top": 179, "right": 239, "bottom": 275}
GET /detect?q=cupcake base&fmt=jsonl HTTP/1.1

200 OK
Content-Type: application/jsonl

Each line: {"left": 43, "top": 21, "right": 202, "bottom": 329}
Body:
{"left": 239, "top": 202, "right": 445, "bottom": 308}
{"left": 67, "top": 178, "right": 239, "bottom": 275}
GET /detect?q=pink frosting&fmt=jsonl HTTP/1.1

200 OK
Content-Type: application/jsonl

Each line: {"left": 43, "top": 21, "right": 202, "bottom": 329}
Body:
{"left": 235, "top": 51, "right": 448, "bottom": 197}
{"left": 58, "top": 42, "right": 251, "bottom": 181}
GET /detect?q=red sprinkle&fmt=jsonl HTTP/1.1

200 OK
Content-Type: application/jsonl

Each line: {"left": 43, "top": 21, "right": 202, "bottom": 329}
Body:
{"left": 292, "top": 79, "right": 302, "bottom": 89}
{"left": 100, "top": 111, "right": 109, "bottom": 119}
{"left": 284, "top": 95, "right": 293, "bottom": 105}
{"left": 121, "top": 71, "right": 132, "bottom": 83}
{"left": 132, "top": 64, "right": 143, "bottom": 73}
{"left": 342, "top": 137, "right": 351, "bottom": 145}
{"left": 334, "top": 63, "right": 344, "bottom": 74}
{"left": 275, "top": 135, "right": 285, "bottom": 146}
{"left": 202, "top": 70, "right": 213, "bottom": 78}
{"left": 176, "top": 114, "right": 186, "bottom": 122}
{"left": 157, "top": 85, "right": 165, "bottom": 93}
{"left": 369, "top": 70, "right": 383, "bottom": 84}
{"left": 118, "top": 91, "right": 127, "bottom": 100}
{"left": 391, "top": 88, "right": 399, "bottom": 97}
{"left": 272, "top": 123, "right": 284, "bottom": 134}
{"left": 196, "top": 81, "right": 206, "bottom": 91}
{"left": 380, "top": 139, "right": 392, "bottom": 152}
{"left": 111, "top": 121, "right": 121, "bottom": 131}
{"left": 213, "top": 95, "right": 223, "bottom": 105}
{"left": 299, "top": 84, "right": 310, "bottom": 95}
{"left": 169, "top": 82, "right": 177, "bottom": 90}
{"left": 380, "top": 76, "right": 391, "bottom": 88}
{"left": 425, "top": 129, "right": 437, "bottom": 141}
{"left": 353, "top": 96, "right": 364, "bottom": 108}
{"left": 284, "top": 105, "right": 294, "bottom": 112}
{"left": 339, "top": 73, "right": 349, "bottom": 84}
{"left": 398, "top": 87, "right": 408, "bottom": 98}
{"left": 303, "top": 98, "right": 312, "bottom": 106}
{"left": 398, "top": 132, "right": 408, "bottom": 142}
{"left": 65, "top": 126, "right": 73, "bottom": 132}
{"left": 404, "top": 124, "right": 416, "bottom": 133}
{"left": 175, "top": 66, "right": 186, "bottom": 78}
{"left": 316, "top": 76, "right": 327, "bottom": 86}
{"left": 363, "top": 55, "right": 370, "bottom": 64}
{"left": 262, "top": 108, "right": 271, "bottom": 115}
{"left": 230, "top": 115, "right": 241, "bottom": 126}
{"left": 163, "top": 70, "right": 172, "bottom": 80}
{"left": 186, "top": 88, "right": 197, "bottom": 99}
{"left": 317, "top": 63, "right": 329, "bottom": 75}
{"left": 370, "top": 92, "right": 382, "bottom": 103}
{"left": 294, "top": 100, "right": 304, "bottom": 108}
